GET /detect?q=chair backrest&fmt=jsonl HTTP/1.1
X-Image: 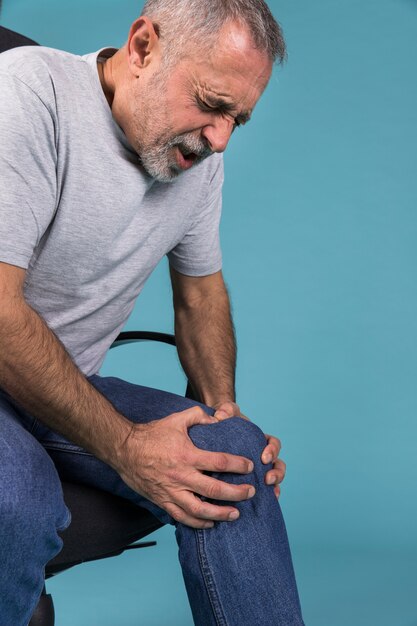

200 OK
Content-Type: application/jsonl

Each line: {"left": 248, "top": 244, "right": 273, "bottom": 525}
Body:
{"left": 0, "top": 25, "right": 38, "bottom": 53}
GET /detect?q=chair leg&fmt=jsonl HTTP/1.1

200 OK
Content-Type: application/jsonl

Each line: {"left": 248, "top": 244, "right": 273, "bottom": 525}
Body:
{"left": 29, "top": 586, "right": 55, "bottom": 626}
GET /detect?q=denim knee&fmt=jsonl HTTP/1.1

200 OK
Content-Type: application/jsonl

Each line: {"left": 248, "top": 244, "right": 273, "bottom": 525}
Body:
{"left": 184, "top": 416, "right": 275, "bottom": 529}
{"left": 188, "top": 416, "right": 269, "bottom": 475}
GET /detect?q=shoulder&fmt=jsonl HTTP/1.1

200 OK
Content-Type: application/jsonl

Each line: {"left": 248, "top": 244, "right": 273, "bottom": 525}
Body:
{"left": 0, "top": 46, "right": 88, "bottom": 110}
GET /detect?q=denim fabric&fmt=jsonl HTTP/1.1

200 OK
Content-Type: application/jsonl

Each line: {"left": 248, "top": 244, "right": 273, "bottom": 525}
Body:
{"left": 0, "top": 376, "right": 304, "bottom": 626}
{"left": 0, "top": 393, "right": 71, "bottom": 626}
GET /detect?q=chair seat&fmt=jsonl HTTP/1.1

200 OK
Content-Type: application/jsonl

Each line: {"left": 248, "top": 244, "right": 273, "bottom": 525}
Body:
{"left": 46, "top": 482, "right": 163, "bottom": 576}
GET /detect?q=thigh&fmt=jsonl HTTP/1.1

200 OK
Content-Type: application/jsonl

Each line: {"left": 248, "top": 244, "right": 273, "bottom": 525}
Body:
{"left": 30, "top": 376, "right": 212, "bottom": 524}
{"left": 0, "top": 391, "right": 70, "bottom": 537}
{"left": 91, "top": 375, "right": 214, "bottom": 421}
{"left": 31, "top": 375, "right": 269, "bottom": 526}
{"left": 0, "top": 393, "right": 71, "bottom": 624}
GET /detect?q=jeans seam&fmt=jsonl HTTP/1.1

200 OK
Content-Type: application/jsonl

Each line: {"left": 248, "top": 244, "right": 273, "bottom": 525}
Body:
{"left": 195, "top": 529, "right": 229, "bottom": 626}
{"left": 56, "top": 507, "right": 72, "bottom": 532}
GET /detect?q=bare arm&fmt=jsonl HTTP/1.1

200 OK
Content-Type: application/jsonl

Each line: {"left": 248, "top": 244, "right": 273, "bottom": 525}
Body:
{"left": 170, "top": 267, "right": 236, "bottom": 407}
{"left": 0, "top": 262, "right": 133, "bottom": 467}
{"left": 170, "top": 266, "right": 287, "bottom": 497}
{"left": 0, "top": 261, "right": 254, "bottom": 526}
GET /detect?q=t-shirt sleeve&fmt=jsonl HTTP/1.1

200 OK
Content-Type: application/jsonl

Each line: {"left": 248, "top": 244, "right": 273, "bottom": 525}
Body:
{"left": 167, "top": 154, "right": 224, "bottom": 277}
{"left": 0, "top": 72, "right": 57, "bottom": 269}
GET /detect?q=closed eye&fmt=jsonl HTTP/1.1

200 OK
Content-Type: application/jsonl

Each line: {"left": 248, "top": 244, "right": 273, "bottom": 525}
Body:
{"left": 195, "top": 96, "right": 243, "bottom": 129}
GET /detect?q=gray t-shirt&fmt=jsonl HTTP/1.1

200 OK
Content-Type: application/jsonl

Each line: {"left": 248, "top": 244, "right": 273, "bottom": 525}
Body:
{"left": 0, "top": 46, "right": 223, "bottom": 375}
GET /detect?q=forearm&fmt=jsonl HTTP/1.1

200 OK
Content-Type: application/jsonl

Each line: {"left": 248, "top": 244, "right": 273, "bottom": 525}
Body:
{"left": 0, "top": 297, "right": 132, "bottom": 469}
{"left": 174, "top": 283, "right": 236, "bottom": 407}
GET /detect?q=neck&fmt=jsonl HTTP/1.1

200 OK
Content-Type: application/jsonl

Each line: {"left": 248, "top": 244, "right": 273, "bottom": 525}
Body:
{"left": 97, "top": 51, "right": 119, "bottom": 108}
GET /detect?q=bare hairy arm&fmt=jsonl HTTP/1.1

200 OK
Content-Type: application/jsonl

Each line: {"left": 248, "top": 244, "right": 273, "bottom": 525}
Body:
{"left": 170, "top": 266, "right": 286, "bottom": 496}
{"left": 0, "top": 261, "right": 254, "bottom": 526}
{"left": 170, "top": 267, "right": 236, "bottom": 407}
{"left": 0, "top": 261, "right": 132, "bottom": 467}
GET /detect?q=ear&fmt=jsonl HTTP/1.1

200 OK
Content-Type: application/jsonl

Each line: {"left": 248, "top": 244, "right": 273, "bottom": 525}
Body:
{"left": 126, "top": 16, "right": 161, "bottom": 76}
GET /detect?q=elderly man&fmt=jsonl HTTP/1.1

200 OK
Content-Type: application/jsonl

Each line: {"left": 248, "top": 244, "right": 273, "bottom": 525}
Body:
{"left": 0, "top": 1, "right": 305, "bottom": 624}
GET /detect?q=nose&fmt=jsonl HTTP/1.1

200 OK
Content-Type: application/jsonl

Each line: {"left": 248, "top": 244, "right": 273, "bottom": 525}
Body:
{"left": 201, "top": 117, "right": 234, "bottom": 154}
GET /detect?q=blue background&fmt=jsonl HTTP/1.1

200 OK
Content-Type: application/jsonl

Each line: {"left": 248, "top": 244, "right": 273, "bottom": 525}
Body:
{"left": 2, "top": 0, "right": 417, "bottom": 624}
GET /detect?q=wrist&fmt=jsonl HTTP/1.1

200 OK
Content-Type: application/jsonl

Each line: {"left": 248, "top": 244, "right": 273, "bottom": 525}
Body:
{"left": 199, "top": 386, "right": 235, "bottom": 409}
{"left": 95, "top": 411, "right": 136, "bottom": 471}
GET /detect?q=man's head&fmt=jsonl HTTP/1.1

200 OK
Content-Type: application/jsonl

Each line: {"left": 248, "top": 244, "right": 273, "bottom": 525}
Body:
{"left": 106, "top": 0, "right": 285, "bottom": 182}
{"left": 140, "top": 0, "right": 286, "bottom": 69}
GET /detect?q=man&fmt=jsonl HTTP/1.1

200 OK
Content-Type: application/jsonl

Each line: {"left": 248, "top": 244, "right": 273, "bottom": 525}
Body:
{"left": 0, "top": 1, "right": 305, "bottom": 624}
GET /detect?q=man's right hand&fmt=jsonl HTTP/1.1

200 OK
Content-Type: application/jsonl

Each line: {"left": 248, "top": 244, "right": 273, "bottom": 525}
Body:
{"left": 116, "top": 406, "right": 256, "bottom": 529}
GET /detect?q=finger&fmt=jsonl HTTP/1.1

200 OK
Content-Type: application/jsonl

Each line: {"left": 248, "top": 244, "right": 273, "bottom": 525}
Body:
{"left": 191, "top": 473, "right": 255, "bottom": 502}
{"left": 196, "top": 449, "right": 254, "bottom": 475}
{"left": 261, "top": 434, "right": 281, "bottom": 464}
{"left": 264, "top": 434, "right": 282, "bottom": 453}
{"left": 274, "top": 485, "right": 281, "bottom": 498}
{"left": 265, "top": 460, "right": 286, "bottom": 483}
{"left": 175, "top": 405, "right": 217, "bottom": 429}
{"left": 265, "top": 471, "right": 280, "bottom": 486}
{"left": 214, "top": 401, "right": 239, "bottom": 420}
{"left": 176, "top": 492, "right": 242, "bottom": 523}
{"left": 265, "top": 460, "right": 286, "bottom": 487}
{"left": 213, "top": 408, "right": 232, "bottom": 420}
{"left": 164, "top": 501, "right": 215, "bottom": 529}
{"left": 273, "top": 459, "right": 286, "bottom": 482}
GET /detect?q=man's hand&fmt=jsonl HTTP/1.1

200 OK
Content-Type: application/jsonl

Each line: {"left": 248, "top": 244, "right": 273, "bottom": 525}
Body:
{"left": 213, "top": 401, "right": 286, "bottom": 498}
{"left": 170, "top": 269, "right": 285, "bottom": 498}
{"left": 117, "top": 405, "right": 256, "bottom": 529}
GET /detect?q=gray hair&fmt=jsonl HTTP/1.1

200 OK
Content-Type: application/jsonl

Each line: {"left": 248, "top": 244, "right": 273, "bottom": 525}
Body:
{"left": 140, "top": 0, "right": 286, "bottom": 66}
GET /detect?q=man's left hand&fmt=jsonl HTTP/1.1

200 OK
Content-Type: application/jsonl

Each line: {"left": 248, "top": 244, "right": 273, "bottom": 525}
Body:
{"left": 213, "top": 401, "right": 286, "bottom": 498}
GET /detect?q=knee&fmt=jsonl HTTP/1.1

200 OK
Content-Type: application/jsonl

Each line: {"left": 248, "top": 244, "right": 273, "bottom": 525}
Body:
{"left": 189, "top": 416, "right": 266, "bottom": 467}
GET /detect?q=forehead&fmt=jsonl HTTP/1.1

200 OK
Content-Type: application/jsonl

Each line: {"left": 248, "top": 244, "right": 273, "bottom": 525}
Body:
{"left": 182, "top": 22, "right": 272, "bottom": 110}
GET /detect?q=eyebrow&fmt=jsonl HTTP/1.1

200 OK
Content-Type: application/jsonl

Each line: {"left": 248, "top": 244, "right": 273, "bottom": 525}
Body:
{"left": 205, "top": 95, "right": 252, "bottom": 125}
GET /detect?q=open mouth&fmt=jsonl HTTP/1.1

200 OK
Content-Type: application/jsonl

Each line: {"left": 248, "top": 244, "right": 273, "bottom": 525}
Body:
{"left": 176, "top": 146, "right": 199, "bottom": 170}
{"left": 181, "top": 147, "right": 199, "bottom": 160}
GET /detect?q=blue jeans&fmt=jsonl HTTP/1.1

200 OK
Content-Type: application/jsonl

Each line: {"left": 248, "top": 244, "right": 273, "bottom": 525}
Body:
{"left": 0, "top": 375, "right": 304, "bottom": 626}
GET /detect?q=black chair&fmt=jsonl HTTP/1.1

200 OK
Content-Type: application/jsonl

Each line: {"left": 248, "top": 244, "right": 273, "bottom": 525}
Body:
{"left": 29, "top": 331, "right": 196, "bottom": 625}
